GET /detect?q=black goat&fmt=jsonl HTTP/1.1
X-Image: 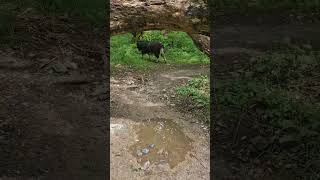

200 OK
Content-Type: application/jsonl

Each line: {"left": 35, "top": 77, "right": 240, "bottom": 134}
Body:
{"left": 136, "top": 41, "right": 166, "bottom": 63}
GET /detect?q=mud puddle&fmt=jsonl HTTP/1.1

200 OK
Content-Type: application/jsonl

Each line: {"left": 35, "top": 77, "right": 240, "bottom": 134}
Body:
{"left": 129, "top": 118, "right": 193, "bottom": 169}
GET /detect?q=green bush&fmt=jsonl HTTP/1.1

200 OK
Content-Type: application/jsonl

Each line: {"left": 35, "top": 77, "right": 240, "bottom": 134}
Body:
{"left": 251, "top": 49, "right": 320, "bottom": 87}
{"left": 216, "top": 48, "right": 320, "bottom": 178}
{"left": 176, "top": 75, "right": 210, "bottom": 123}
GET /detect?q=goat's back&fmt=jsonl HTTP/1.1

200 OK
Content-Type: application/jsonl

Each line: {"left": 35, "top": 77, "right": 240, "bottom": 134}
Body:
{"left": 136, "top": 41, "right": 150, "bottom": 51}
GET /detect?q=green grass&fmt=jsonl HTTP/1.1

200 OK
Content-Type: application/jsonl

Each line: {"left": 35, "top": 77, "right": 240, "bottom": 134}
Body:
{"left": 216, "top": 46, "right": 320, "bottom": 179}
{"left": 176, "top": 75, "right": 210, "bottom": 123}
{"left": 110, "top": 31, "right": 209, "bottom": 70}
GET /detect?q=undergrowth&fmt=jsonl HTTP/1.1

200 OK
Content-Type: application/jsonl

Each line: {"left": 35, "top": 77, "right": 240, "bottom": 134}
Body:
{"left": 176, "top": 75, "right": 210, "bottom": 123}
{"left": 216, "top": 45, "right": 320, "bottom": 179}
{"left": 110, "top": 31, "right": 209, "bottom": 70}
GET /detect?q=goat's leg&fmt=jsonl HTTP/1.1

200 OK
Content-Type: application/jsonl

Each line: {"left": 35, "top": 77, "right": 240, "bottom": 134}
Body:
{"left": 160, "top": 48, "right": 167, "bottom": 63}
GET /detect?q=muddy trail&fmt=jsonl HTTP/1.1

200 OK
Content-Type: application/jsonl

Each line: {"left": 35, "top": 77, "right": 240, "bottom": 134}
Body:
{"left": 110, "top": 64, "right": 210, "bottom": 179}
{"left": 212, "top": 17, "right": 320, "bottom": 179}
{"left": 0, "top": 50, "right": 108, "bottom": 179}
{"left": 0, "top": 13, "right": 108, "bottom": 179}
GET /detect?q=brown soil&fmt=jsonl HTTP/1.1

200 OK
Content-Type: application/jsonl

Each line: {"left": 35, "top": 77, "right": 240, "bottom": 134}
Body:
{"left": 110, "top": 64, "right": 210, "bottom": 179}
{"left": 0, "top": 13, "right": 108, "bottom": 180}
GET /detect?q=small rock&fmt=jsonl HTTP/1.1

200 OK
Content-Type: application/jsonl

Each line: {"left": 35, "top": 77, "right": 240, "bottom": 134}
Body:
{"left": 170, "top": 104, "right": 175, "bottom": 106}
{"left": 143, "top": 161, "right": 150, "bottom": 170}
{"left": 157, "top": 148, "right": 164, "bottom": 155}
{"left": 149, "top": 144, "right": 155, "bottom": 148}
{"left": 159, "top": 160, "right": 166, "bottom": 164}
{"left": 164, "top": 151, "right": 168, "bottom": 157}
{"left": 136, "top": 150, "right": 143, "bottom": 157}
{"left": 127, "top": 80, "right": 134, "bottom": 85}
{"left": 141, "top": 148, "right": 150, "bottom": 155}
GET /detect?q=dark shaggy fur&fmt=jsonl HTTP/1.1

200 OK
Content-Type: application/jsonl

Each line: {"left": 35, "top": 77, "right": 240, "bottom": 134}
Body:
{"left": 136, "top": 41, "right": 166, "bottom": 62}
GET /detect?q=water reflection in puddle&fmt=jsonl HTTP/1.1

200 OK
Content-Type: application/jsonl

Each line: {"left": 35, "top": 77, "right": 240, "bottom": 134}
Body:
{"left": 129, "top": 118, "right": 192, "bottom": 169}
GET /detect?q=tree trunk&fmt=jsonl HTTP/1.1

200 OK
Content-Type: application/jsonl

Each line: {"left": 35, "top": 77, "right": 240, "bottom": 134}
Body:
{"left": 111, "top": 0, "right": 209, "bottom": 56}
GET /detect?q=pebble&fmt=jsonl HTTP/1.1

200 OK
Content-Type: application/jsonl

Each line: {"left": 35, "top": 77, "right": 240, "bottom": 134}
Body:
{"left": 136, "top": 150, "right": 143, "bottom": 157}
{"left": 141, "top": 148, "right": 150, "bottom": 155}
{"left": 149, "top": 144, "right": 155, "bottom": 148}
{"left": 143, "top": 161, "right": 150, "bottom": 170}
{"left": 159, "top": 160, "right": 166, "bottom": 164}
{"left": 157, "top": 148, "right": 164, "bottom": 155}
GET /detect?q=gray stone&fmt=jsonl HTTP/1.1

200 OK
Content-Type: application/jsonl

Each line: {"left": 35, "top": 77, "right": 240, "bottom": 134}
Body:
{"left": 149, "top": 144, "right": 155, "bottom": 148}
{"left": 143, "top": 161, "right": 150, "bottom": 170}
{"left": 141, "top": 148, "right": 150, "bottom": 155}
{"left": 136, "top": 150, "right": 143, "bottom": 157}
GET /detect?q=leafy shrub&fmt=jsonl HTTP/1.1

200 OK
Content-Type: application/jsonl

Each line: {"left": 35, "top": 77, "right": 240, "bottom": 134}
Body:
{"left": 176, "top": 75, "right": 210, "bottom": 123}
{"left": 216, "top": 48, "right": 320, "bottom": 178}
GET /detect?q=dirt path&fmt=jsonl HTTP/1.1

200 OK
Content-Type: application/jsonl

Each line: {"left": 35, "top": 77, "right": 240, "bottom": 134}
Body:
{"left": 110, "top": 64, "right": 210, "bottom": 179}
{"left": 0, "top": 49, "right": 108, "bottom": 179}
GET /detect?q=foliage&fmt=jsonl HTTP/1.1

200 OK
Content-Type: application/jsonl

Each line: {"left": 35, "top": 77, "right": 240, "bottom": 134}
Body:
{"left": 110, "top": 31, "right": 209, "bottom": 70}
{"left": 217, "top": 47, "right": 320, "bottom": 178}
{"left": 176, "top": 75, "right": 210, "bottom": 123}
